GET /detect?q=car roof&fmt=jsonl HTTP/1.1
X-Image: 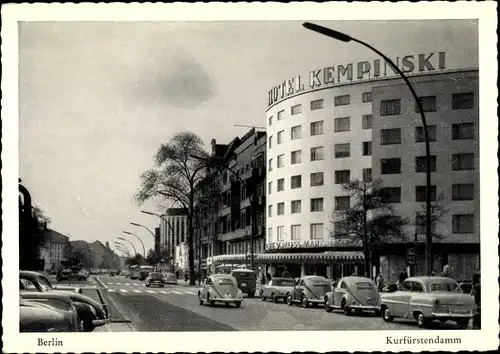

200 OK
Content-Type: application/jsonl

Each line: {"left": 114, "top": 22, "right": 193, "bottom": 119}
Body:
{"left": 231, "top": 269, "right": 255, "bottom": 273}
{"left": 19, "top": 270, "right": 45, "bottom": 279}
{"left": 341, "top": 276, "right": 374, "bottom": 284}
{"left": 405, "top": 276, "right": 458, "bottom": 284}
{"left": 210, "top": 274, "right": 235, "bottom": 279}
{"left": 272, "top": 277, "right": 295, "bottom": 281}
{"left": 302, "top": 275, "right": 327, "bottom": 281}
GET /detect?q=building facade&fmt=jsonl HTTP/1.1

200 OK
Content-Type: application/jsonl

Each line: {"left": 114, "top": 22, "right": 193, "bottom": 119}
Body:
{"left": 264, "top": 63, "right": 479, "bottom": 281}
{"left": 175, "top": 242, "right": 189, "bottom": 274}
{"left": 160, "top": 208, "right": 188, "bottom": 262}
{"left": 41, "top": 229, "right": 70, "bottom": 271}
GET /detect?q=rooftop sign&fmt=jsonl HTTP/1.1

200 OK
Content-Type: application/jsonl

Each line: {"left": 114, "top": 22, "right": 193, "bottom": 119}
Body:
{"left": 268, "top": 52, "right": 447, "bottom": 108}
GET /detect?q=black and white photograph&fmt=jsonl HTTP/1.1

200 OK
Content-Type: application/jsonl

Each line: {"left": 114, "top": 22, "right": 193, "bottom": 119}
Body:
{"left": 2, "top": 2, "right": 498, "bottom": 353}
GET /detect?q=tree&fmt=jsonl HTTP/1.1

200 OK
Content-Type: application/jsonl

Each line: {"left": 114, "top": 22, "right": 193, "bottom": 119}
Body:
{"left": 146, "top": 248, "right": 159, "bottom": 266}
{"left": 135, "top": 132, "right": 209, "bottom": 285}
{"left": 125, "top": 253, "right": 145, "bottom": 267}
{"left": 329, "top": 179, "right": 409, "bottom": 278}
{"left": 62, "top": 250, "right": 92, "bottom": 269}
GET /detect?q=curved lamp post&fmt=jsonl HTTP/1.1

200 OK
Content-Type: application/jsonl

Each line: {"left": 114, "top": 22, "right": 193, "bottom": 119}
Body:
{"left": 302, "top": 22, "right": 433, "bottom": 275}
{"left": 122, "top": 231, "right": 146, "bottom": 258}
{"left": 141, "top": 210, "right": 176, "bottom": 263}
{"left": 114, "top": 242, "right": 131, "bottom": 257}
{"left": 117, "top": 237, "right": 138, "bottom": 257}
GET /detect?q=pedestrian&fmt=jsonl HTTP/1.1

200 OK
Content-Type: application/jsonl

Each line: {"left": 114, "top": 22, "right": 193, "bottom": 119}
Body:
{"left": 441, "top": 264, "right": 452, "bottom": 278}
{"left": 472, "top": 271, "right": 481, "bottom": 329}
{"left": 376, "top": 273, "right": 385, "bottom": 292}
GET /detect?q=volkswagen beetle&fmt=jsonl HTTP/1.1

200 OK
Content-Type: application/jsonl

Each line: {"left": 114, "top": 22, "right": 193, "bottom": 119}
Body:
{"left": 260, "top": 277, "right": 295, "bottom": 303}
{"left": 380, "top": 276, "right": 475, "bottom": 328}
{"left": 20, "top": 296, "right": 79, "bottom": 332}
{"left": 324, "top": 276, "right": 381, "bottom": 315}
{"left": 285, "top": 276, "right": 331, "bottom": 308}
{"left": 198, "top": 274, "right": 243, "bottom": 308}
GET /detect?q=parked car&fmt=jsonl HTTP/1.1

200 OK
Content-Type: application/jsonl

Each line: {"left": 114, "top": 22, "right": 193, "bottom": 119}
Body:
{"left": 458, "top": 280, "right": 473, "bottom": 295}
{"left": 380, "top": 276, "right": 475, "bottom": 328}
{"left": 77, "top": 269, "right": 89, "bottom": 281}
{"left": 198, "top": 274, "right": 243, "bottom": 308}
{"left": 230, "top": 269, "right": 257, "bottom": 298}
{"left": 20, "top": 297, "right": 78, "bottom": 332}
{"left": 123, "top": 271, "right": 130, "bottom": 278}
{"left": 260, "top": 277, "right": 295, "bottom": 303}
{"left": 285, "top": 276, "right": 331, "bottom": 308}
{"left": 109, "top": 270, "right": 116, "bottom": 276}
{"left": 163, "top": 272, "right": 178, "bottom": 285}
{"left": 56, "top": 269, "right": 72, "bottom": 281}
{"left": 145, "top": 272, "right": 166, "bottom": 287}
{"left": 20, "top": 270, "right": 109, "bottom": 331}
{"left": 324, "top": 276, "right": 381, "bottom": 315}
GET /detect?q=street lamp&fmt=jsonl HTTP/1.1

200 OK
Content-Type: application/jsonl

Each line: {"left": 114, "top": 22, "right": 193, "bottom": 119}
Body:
{"left": 302, "top": 22, "right": 434, "bottom": 275}
{"left": 122, "top": 231, "right": 146, "bottom": 258}
{"left": 117, "top": 237, "right": 137, "bottom": 257}
{"left": 113, "top": 242, "right": 131, "bottom": 257}
{"left": 141, "top": 210, "right": 176, "bottom": 266}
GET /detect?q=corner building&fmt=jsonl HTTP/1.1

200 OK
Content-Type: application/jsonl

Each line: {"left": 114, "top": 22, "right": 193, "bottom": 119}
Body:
{"left": 265, "top": 68, "right": 479, "bottom": 281}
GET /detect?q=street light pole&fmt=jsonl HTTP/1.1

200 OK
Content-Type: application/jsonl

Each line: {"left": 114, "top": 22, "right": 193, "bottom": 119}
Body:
{"left": 114, "top": 242, "right": 131, "bottom": 257}
{"left": 117, "top": 237, "right": 137, "bottom": 257}
{"left": 302, "top": 22, "right": 433, "bottom": 275}
{"left": 122, "top": 230, "right": 146, "bottom": 258}
{"left": 142, "top": 210, "right": 177, "bottom": 270}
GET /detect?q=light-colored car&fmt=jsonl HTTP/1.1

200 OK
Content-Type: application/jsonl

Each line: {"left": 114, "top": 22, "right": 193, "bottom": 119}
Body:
{"left": 285, "top": 276, "right": 331, "bottom": 308}
{"left": 163, "top": 272, "right": 178, "bottom": 285}
{"left": 324, "top": 276, "right": 381, "bottom": 315}
{"left": 260, "top": 277, "right": 296, "bottom": 303}
{"left": 380, "top": 276, "right": 475, "bottom": 328}
{"left": 198, "top": 274, "right": 243, "bottom": 308}
{"left": 77, "top": 269, "right": 89, "bottom": 281}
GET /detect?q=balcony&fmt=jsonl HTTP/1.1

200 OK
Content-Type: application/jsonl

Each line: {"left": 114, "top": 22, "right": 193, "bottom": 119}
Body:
{"left": 218, "top": 205, "right": 231, "bottom": 217}
{"left": 218, "top": 226, "right": 252, "bottom": 242}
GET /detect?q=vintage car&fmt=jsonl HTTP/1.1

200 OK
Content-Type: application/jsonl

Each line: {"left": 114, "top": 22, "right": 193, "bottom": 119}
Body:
{"left": 230, "top": 269, "right": 257, "bottom": 298}
{"left": 324, "top": 276, "right": 381, "bottom": 315}
{"left": 145, "top": 272, "right": 166, "bottom": 287}
{"left": 285, "top": 276, "right": 331, "bottom": 308}
{"left": 77, "top": 269, "right": 89, "bottom": 281}
{"left": 20, "top": 270, "right": 109, "bottom": 331}
{"left": 260, "top": 277, "right": 296, "bottom": 303}
{"left": 198, "top": 274, "right": 243, "bottom": 308}
{"left": 163, "top": 272, "right": 178, "bottom": 285}
{"left": 380, "top": 276, "right": 475, "bottom": 328}
{"left": 20, "top": 297, "right": 78, "bottom": 332}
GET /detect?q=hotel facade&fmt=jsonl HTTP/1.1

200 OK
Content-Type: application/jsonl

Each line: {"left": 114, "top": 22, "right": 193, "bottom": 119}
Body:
{"left": 265, "top": 54, "right": 479, "bottom": 282}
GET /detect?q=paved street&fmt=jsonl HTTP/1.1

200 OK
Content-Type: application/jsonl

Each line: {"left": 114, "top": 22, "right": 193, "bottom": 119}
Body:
{"left": 93, "top": 275, "right": 467, "bottom": 332}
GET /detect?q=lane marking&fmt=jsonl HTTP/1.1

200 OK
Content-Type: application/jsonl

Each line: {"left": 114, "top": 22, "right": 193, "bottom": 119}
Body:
{"left": 158, "top": 291, "right": 167, "bottom": 294}
{"left": 108, "top": 282, "right": 114, "bottom": 285}
{"left": 132, "top": 289, "right": 142, "bottom": 293}
{"left": 171, "top": 291, "right": 183, "bottom": 295}
{"left": 145, "top": 290, "right": 156, "bottom": 294}
{"left": 185, "top": 291, "right": 197, "bottom": 295}
{"left": 119, "top": 289, "right": 129, "bottom": 293}
{"left": 116, "top": 282, "right": 122, "bottom": 285}
{"left": 108, "top": 289, "right": 116, "bottom": 292}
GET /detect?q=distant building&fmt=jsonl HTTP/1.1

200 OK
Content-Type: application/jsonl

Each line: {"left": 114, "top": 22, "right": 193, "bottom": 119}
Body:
{"left": 175, "top": 242, "right": 189, "bottom": 274}
{"left": 160, "top": 208, "right": 188, "bottom": 262}
{"left": 40, "top": 229, "right": 70, "bottom": 271}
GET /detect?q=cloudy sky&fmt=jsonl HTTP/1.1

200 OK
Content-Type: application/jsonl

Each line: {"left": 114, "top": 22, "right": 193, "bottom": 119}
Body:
{"left": 19, "top": 20, "right": 478, "bottom": 254}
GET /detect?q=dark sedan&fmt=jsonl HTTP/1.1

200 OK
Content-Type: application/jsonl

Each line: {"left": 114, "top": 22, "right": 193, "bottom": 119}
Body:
{"left": 145, "top": 272, "right": 166, "bottom": 287}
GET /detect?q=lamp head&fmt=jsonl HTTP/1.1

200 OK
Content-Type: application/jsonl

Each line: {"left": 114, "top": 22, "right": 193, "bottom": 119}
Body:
{"left": 302, "top": 22, "right": 352, "bottom": 43}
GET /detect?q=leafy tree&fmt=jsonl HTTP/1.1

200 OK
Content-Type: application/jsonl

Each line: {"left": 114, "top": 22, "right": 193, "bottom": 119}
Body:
{"left": 62, "top": 250, "right": 92, "bottom": 269}
{"left": 125, "top": 253, "right": 145, "bottom": 267}
{"left": 135, "top": 132, "right": 209, "bottom": 285}
{"left": 146, "top": 248, "right": 159, "bottom": 266}
{"left": 329, "top": 179, "right": 409, "bottom": 277}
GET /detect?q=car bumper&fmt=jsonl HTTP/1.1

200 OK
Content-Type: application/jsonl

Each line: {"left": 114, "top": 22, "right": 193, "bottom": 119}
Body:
{"left": 92, "top": 319, "right": 108, "bottom": 326}
{"left": 309, "top": 299, "right": 325, "bottom": 304}
{"left": 431, "top": 312, "right": 473, "bottom": 319}
{"left": 350, "top": 304, "right": 380, "bottom": 311}
{"left": 211, "top": 297, "right": 242, "bottom": 303}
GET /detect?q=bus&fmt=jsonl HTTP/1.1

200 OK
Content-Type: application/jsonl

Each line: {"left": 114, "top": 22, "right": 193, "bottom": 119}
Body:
{"left": 139, "top": 265, "right": 155, "bottom": 281}
{"left": 130, "top": 265, "right": 140, "bottom": 280}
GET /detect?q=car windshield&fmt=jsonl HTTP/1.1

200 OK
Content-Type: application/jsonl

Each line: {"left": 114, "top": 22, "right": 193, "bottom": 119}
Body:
{"left": 149, "top": 273, "right": 163, "bottom": 279}
{"left": 356, "top": 282, "right": 374, "bottom": 289}
{"left": 430, "top": 282, "right": 460, "bottom": 292}
{"left": 274, "top": 279, "right": 295, "bottom": 286}
{"left": 37, "top": 276, "right": 54, "bottom": 291}
{"left": 310, "top": 280, "right": 328, "bottom": 286}
{"left": 217, "top": 278, "right": 234, "bottom": 285}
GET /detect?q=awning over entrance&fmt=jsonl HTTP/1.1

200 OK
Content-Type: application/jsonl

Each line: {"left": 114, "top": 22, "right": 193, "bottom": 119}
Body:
{"left": 260, "top": 251, "right": 364, "bottom": 263}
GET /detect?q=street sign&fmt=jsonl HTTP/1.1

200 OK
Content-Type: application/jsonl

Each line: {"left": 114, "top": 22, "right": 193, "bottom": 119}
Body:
{"left": 407, "top": 248, "right": 416, "bottom": 265}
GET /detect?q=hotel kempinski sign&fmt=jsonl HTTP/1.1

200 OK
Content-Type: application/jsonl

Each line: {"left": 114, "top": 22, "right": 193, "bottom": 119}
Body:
{"left": 267, "top": 51, "right": 447, "bottom": 107}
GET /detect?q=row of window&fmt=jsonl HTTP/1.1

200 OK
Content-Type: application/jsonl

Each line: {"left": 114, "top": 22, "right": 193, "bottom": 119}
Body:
{"left": 379, "top": 123, "right": 475, "bottom": 145}
{"left": 381, "top": 153, "right": 475, "bottom": 174}
{"left": 378, "top": 183, "right": 476, "bottom": 203}
{"left": 268, "top": 223, "right": 324, "bottom": 242}
{"left": 380, "top": 93, "right": 475, "bottom": 116}
{"left": 268, "top": 197, "right": 332, "bottom": 217}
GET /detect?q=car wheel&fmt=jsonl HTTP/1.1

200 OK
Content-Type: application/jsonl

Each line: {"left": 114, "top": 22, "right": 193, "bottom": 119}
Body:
{"left": 225, "top": 302, "right": 230, "bottom": 307}
{"left": 382, "top": 307, "right": 394, "bottom": 322}
{"left": 286, "top": 293, "right": 293, "bottom": 306}
{"left": 325, "top": 297, "right": 333, "bottom": 313}
{"left": 207, "top": 294, "right": 215, "bottom": 307}
{"left": 198, "top": 293, "right": 203, "bottom": 306}
{"left": 82, "top": 321, "right": 95, "bottom": 332}
{"left": 342, "top": 299, "right": 350, "bottom": 315}
{"left": 456, "top": 319, "right": 469, "bottom": 329}
{"left": 416, "top": 312, "right": 427, "bottom": 328}
{"left": 262, "top": 293, "right": 266, "bottom": 301}
{"left": 301, "top": 295, "right": 309, "bottom": 308}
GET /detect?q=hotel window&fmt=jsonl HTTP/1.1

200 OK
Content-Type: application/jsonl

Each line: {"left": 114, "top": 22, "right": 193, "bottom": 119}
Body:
{"left": 334, "top": 94, "right": 350, "bottom": 106}
{"left": 335, "top": 196, "right": 350, "bottom": 210}
{"left": 268, "top": 181, "right": 272, "bottom": 194}
{"left": 311, "top": 99, "right": 324, "bottom": 110}
{"left": 277, "top": 178, "right": 285, "bottom": 192}
{"left": 277, "top": 203, "right": 285, "bottom": 216}
{"left": 277, "top": 226, "right": 285, "bottom": 241}
{"left": 277, "top": 110, "right": 285, "bottom": 120}
{"left": 277, "top": 130, "right": 285, "bottom": 144}
{"left": 291, "top": 150, "right": 302, "bottom": 165}
{"left": 291, "top": 200, "right": 302, "bottom": 214}
{"left": 268, "top": 158, "right": 273, "bottom": 172}
{"left": 335, "top": 170, "right": 350, "bottom": 184}
{"left": 381, "top": 128, "right": 401, "bottom": 145}
{"left": 310, "top": 198, "right": 324, "bottom": 212}
{"left": 268, "top": 135, "right": 272, "bottom": 149}
{"left": 291, "top": 125, "right": 302, "bottom": 140}
{"left": 415, "top": 125, "right": 437, "bottom": 142}
{"left": 415, "top": 156, "right": 437, "bottom": 172}
{"left": 415, "top": 214, "right": 436, "bottom": 235}
{"left": 310, "top": 223, "right": 324, "bottom": 240}
{"left": 335, "top": 143, "right": 350, "bottom": 158}
{"left": 291, "top": 175, "right": 302, "bottom": 189}
{"left": 452, "top": 183, "right": 475, "bottom": 201}
{"left": 310, "top": 120, "right": 324, "bottom": 136}
{"left": 291, "top": 225, "right": 302, "bottom": 240}
{"left": 415, "top": 96, "right": 437, "bottom": 112}
{"left": 291, "top": 104, "right": 302, "bottom": 115}
{"left": 381, "top": 158, "right": 401, "bottom": 174}
{"left": 380, "top": 99, "right": 401, "bottom": 116}
{"left": 311, "top": 146, "right": 325, "bottom": 161}
{"left": 362, "top": 92, "right": 373, "bottom": 103}
{"left": 363, "top": 168, "right": 372, "bottom": 183}
{"left": 268, "top": 227, "right": 273, "bottom": 242}
{"left": 334, "top": 117, "right": 350, "bottom": 132}
{"left": 381, "top": 187, "right": 402, "bottom": 203}
{"left": 268, "top": 205, "right": 273, "bottom": 217}
{"left": 362, "top": 141, "right": 372, "bottom": 156}
{"left": 452, "top": 123, "right": 474, "bottom": 140}
{"left": 268, "top": 116, "right": 273, "bottom": 126}
{"left": 452, "top": 92, "right": 474, "bottom": 110}
{"left": 277, "top": 154, "right": 285, "bottom": 168}
{"left": 310, "top": 172, "right": 324, "bottom": 186}
{"left": 452, "top": 153, "right": 475, "bottom": 170}
{"left": 362, "top": 114, "right": 372, "bottom": 129}
{"left": 415, "top": 186, "right": 437, "bottom": 202}
{"left": 452, "top": 214, "right": 475, "bottom": 233}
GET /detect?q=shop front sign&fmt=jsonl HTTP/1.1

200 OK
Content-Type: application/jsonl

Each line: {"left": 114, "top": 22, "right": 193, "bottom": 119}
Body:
{"left": 266, "top": 239, "right": 338, "bottom": 251}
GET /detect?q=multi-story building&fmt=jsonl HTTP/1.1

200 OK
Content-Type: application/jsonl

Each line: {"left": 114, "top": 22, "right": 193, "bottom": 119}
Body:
{"left": 175, "top": 242, "right": 189, "bottom": 275}
{"left": 40, "top": 229, "right": 70, "bottom": 271}
{"left": 159, "top": 208, "right": 188, "bottom": 262}
{"left": 264, "top": 53, "right": 479, "bottom": 281}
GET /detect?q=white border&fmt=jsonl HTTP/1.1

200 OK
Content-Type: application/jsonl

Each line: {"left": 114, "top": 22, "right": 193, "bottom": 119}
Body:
{"left": 2, "top": 2, "right": 498, "bottom": 352}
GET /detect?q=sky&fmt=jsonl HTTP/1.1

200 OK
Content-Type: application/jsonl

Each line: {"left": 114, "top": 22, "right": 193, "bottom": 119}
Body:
{"left": 18, "top": 20, "right": 478, "bottom": 254}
